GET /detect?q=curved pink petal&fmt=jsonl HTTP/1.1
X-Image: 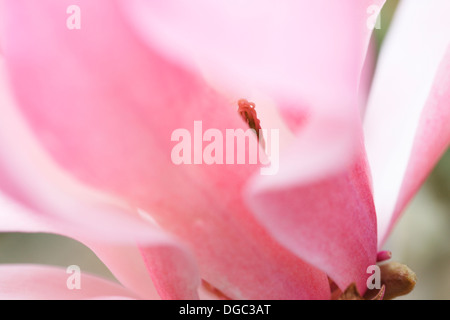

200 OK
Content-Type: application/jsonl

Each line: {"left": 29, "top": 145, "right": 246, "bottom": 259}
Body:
{"left": 0, "top": 192, "right": 177, "bottom": 300}
{"left": 121, "top": 1, "right": 383, "bottom": 295}
{"left": 0, "top": 190, "right": 164, "bottom": 300}
{"left": 391, "top": 48, "right": 450, "bottom": 233}
{"left": 0, "top": 0, "right": 329, "bottom": 299}
{"left": 120, "top": 0, "right": 385, "bottom": 132}
{"left": 138, "top": 242, "right": 200, "bottom": 300}
{"left": 356, "top": 0, "right": 386, "bottom": 73}
{"left": 0, "top": 56, "right": 198, "bottom": 300}
{"left": 358, "top": 35, "right": 378, "bottom": 118}
{"left": 0, "top": 264, "right": 137, "bottom": 300}
{"left": 81, "top": 240, "right": 184, "bottom": 300}
{"left": 245, "top": 115, "right": 377, "bottom": 294}
{"left": 119, "top": 0, "right": 386, "bottom": 93}
{"left": 363, "top": 0, "right": 450, "bottom": 246}
{"left": 0, "top": 192, "right": 52, "bottom": 233}
{"left": 0, "top": 154, "right": 161, "bottom": 300}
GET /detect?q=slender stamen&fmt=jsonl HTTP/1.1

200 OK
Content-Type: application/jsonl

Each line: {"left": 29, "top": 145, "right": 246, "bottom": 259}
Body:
{"left": 237, "top": 99, "right": 265, "bottom": 149}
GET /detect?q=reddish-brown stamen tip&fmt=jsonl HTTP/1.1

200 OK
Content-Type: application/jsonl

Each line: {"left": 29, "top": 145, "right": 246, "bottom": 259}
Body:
{"left": 237, "top": 99, "right": 265, "bottom": 148}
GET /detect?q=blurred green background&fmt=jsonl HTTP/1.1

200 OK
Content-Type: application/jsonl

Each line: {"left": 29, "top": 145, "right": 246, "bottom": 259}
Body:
{"left": 0, "top": 0, "right": 449, "bottom": 299}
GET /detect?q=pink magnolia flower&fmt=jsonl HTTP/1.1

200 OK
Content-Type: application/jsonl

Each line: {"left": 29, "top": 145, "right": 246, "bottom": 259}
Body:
{"left": 0, "top": 0, "right": 448, "bottom": 299}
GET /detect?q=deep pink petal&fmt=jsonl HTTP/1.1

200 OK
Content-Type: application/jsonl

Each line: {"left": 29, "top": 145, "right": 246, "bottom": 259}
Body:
{"left": 0, "top": 264, "right": 137, "bottom": 300}
{"left": 122, "top": 1, "right": 383, "bottom": 295}
{"left": 0, "top": 0, "right": 329, "bottom": 299}
{"left": 138, "top": 241, "right": 200, "bottom": 300}
{"left": 363, "top": 1, "right": 450, "bottom": 245}
{"left": 231, "top": 3, "right": 383, "bottom": 290}
{"left": 376, "top": 250, "right": 392, "bottom": 262}
{"left": 245, "top": 116, "right": 377, "bottom": 294}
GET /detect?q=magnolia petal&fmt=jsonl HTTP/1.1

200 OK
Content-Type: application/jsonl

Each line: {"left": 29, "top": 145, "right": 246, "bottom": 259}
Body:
{"left": 235, "top": 1, "right": 382, "bottom": 292}
{"left": 358, "top": 35, "right": 377, "bottom": 118}
{"left": 0, "top": 167, "right": 160, "bottom": 300}
{"left": 245, "top": 122, "right": 377, "bottom": 294}
{"left": 79, "top": 241, "right": 161, "bottom": 300}
{"left": 356, "top": 0, "right": 386, "bottom": 70}
{"left": 120, "top": 0, "right": 385, "bottom": 132}
{"left": 0, "top": 0, "right": 330, "bottom": 299}
{"left": 77, "top": 236, "right": 199, "bottom": 300}
{"left": 120, "top": 0, "right": 354, "bottom": 94}
{"left": 357, "top": 0, "right": 386, "bottom": 112}
{"left": 0, "top": 193, "right": 179, "bottom": 300}
{"left": 0, "top": 192, "right": 53, "bottom": 233}
{"left": 0, "top": 264, "right": 137, "bottom": 300}
{"left": 0, "top": 57, "right": 199, "bottom": 301}
{"left": 121, "top": 0, "right": 381, "bottom": 294}
{"left": 388, "top": 48, "right": 450, "bottom": 241}
{"left": 363, "top": 0, "right": 450, "bottom": 245}
{"left": 0, "top": 204, "right": 164, "bottom": 301}
{"left": 138, "top": 242, "right": 200, "bottom": 300}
